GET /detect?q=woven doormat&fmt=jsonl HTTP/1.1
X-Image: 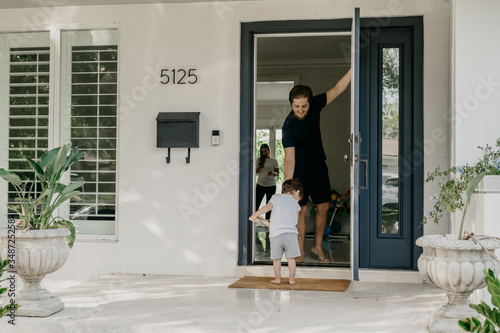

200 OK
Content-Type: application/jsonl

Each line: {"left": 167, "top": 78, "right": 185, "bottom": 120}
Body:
{"left": 228, "top": 276, "right": 351, "bottom": 292}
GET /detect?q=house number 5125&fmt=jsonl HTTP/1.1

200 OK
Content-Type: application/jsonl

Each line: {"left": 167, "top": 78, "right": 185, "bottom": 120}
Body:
{"left": 160, "top": 69, "right": 198, "bottom": 85}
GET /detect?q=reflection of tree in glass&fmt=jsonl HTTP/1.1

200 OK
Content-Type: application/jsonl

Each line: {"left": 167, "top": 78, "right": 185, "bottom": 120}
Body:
{"left": 382, "top": 48, "right": 400, "bottom": 139}
{"left": 275, "top": 138, "right": 285, "bottom": 184}
{"left": 255, "top": 130, "right": 285, "bottom": 184}
{"left": 382, "top": 204, "right": 399, "bottom": 234}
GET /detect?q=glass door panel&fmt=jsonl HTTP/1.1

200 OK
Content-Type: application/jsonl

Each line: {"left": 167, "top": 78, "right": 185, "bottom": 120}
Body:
{"left": 381, "top": 47, "right": 400, "bottom": 235}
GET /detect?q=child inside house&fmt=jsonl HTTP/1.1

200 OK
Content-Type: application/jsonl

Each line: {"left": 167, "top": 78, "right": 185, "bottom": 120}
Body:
{"left": 249, "top": 179, "right": 303, "bottom": 285}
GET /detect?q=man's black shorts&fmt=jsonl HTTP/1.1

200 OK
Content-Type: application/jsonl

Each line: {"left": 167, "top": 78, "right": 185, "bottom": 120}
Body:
{"left": 293, "top": 163, "right": 331, "bottom": 206}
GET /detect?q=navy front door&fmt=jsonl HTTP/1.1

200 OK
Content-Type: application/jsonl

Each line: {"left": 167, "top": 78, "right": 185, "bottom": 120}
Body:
{"left": 239, "top": 16, "right": 423, "bottom": 272}
{"left": 359, "top": 18, "right": 424, "bottom": 269}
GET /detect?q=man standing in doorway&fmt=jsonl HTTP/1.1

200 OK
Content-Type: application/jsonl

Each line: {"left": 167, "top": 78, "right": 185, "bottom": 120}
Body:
{"left": 282, "top": 69, "right": 351, "bottom": 262}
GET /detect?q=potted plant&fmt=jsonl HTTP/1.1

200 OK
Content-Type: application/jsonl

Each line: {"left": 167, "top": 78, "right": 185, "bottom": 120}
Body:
{"left": 0, "top": 143, "right": 85, "bottom": 317}
{"left": 417, "top": 139, "right": 500, "bottom": 332}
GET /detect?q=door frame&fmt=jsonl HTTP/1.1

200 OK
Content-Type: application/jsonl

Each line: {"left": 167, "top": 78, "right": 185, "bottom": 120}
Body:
{"left": 239, "top": 19, "right": 352, "bottom": 266}
{"left": 238, "top": 16, "right": 424, "bottom": 271}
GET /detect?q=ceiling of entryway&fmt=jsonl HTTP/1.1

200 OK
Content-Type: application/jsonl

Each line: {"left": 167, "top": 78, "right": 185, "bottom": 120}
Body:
{"left": 257, "top": 36, "right": 351, "bottom": 65}
{"left": 0, "top": 0, "right": 259, "bottom": 9}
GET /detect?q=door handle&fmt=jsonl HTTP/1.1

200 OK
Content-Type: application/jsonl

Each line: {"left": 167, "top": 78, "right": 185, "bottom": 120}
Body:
{"left": 360, "top": 159, "right": 368, "bottom": 190}
{"left": 343, "top": 154, "right": 351, "bottom": 163}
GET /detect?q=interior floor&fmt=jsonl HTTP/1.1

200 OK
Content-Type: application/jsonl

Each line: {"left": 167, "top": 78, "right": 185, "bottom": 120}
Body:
{"left": 253, "top": 200, "right": 351, "bottom": 266}
{"left": 254, "top": 226, "right": 350, "bottom": 266}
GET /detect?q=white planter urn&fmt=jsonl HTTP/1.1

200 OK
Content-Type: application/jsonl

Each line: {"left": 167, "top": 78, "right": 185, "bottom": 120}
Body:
{"left": 0, "top": 228, "right": 71, "bottom": 317}
{"left": 417, "top": 234, "right": 500, "bottom": 333}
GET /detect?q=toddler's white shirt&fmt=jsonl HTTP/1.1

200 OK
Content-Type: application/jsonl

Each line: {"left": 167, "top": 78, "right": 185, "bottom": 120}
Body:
{"left": 269, "top": 193, "right": 301, "bottom": 237}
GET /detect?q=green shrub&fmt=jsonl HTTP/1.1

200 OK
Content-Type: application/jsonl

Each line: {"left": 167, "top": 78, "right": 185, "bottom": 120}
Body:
{"left": 0, "top": 258, "right": 19, "bottom": 318}
{"left": 459, "top": 269, "right": 500, "bottom": 332}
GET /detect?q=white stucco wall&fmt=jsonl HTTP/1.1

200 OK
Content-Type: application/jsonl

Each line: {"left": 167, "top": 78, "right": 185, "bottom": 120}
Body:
{"left": 0, "top": 0, "right": 450, "bottom": 288}
{"left": 451, "top": 0, "right": 500, "bottom": 234}
{"left": 453, "top": 0, "right": 500, "bottom": 164}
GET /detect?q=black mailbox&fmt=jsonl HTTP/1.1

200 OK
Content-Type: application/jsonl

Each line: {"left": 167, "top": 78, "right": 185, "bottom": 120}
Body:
{"left": 156, "top": 112, "right": 200, "bottom": 163}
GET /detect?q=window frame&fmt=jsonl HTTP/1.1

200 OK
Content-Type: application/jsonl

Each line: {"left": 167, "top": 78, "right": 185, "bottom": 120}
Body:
{"left": 53, "top": 24, "right": 120, "bottom": 242}
{"left": 0, "top": 24, "right": 120, "bottom": 242}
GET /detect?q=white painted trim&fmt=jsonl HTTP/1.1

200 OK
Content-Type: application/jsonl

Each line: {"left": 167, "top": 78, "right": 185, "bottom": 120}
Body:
{"left": 257, "top": 75, "right": 300, "bottom": 84}
{"left": 0, "top": 36, "right": 7, "bottom": 228}
{"left": 255, "top": 32, "right": 351, "bottom": 38}
{"left": 50, "top": 26, "right": 60, "bottom": 150}
{"left": 450, "top": 0, "right": 457, "bottom": 171}
{"left": 251, "top": 35, "right": 258, "bottom": 263}
{"left": 258, "top": 58, "right": 350, "bottom": 69}
{"left": 54, "top": 22, "right": 120, "bottom": 31}
{"left": 76, "top": 234, "right": 118, "bottom": 242}
{"left": 114, "top": 25, "right": 121, "bottom": 240}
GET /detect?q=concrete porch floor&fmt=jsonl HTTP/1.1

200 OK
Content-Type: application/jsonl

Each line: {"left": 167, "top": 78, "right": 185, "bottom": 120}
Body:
{"left": 0, "top": 274, "right": 448, "bottom": 333}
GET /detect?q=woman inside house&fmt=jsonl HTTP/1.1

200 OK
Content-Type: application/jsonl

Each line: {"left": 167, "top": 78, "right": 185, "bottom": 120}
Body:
{"left": 255, "top": 143, "right": 280, "bottom": 220}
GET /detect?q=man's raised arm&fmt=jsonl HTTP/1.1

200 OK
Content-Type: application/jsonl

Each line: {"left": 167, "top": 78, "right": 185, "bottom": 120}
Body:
{"left": 325, "top": 68, "right": 352, "bottom": 105}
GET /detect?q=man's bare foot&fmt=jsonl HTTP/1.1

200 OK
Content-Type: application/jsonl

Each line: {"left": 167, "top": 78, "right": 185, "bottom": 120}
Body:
{"left": 295, "top": 255, "right": 305, "bottom": 263}
{"left": 270, "top": 278, "right": 281, "bottom": 284}
{"left": 311, "top": 246, "right": 330, "bottom": 263}
{"left": 289, "top": 279, "right": 296, "bottom": 285}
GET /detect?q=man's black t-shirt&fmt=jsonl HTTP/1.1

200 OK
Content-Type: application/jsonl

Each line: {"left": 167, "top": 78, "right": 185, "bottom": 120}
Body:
{"left": 282, "top": 93, "right": 327, "bottom": 172}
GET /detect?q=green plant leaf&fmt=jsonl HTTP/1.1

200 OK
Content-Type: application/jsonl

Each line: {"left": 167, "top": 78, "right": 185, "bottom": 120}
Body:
{"left": 492, "top": 296, "right": 500, "bottom": 309}
{"left": 54, "top": 183, "right": 66, "bottom": 193}
{"left": 38, "top": 146, "right": 62, "bottom": 169}
{"left": 33, "top": 188, "right": 51, "bottom": 206}
{"left": 472, "top": 316, "right": 483, "bottom": 327}
{"left": 6, "top": 204, "right": 22, "bottom": 214}
{"left": 0, "top": 304, "right": 20, "bottom": 318}
{"left": 483, "top": 319, "right": 497, "bottom": 333}
{"left": 459, "top": 318, "right": 471, "bottom": 331}
{"left": 52, "top": 191, "right": 80, "bottom": 209}
{"left": 61, "top": 181, "right": 85, "bottom": 194}
{"left": 488, "top": 283, "right": 500, "bottom": 298}
{"left": 0, "top": 306, "right": 8, "bottom": 318}
{"left": 25, "top": 157, "right": 46, "bottom": 182}
{"left": 51, "top": 220, "right": 76, "bottom": 248}
{"left": 0, "top": 169, "right": 22, "bottom": 186}
{"left": 48, "top": 144, "right": 70, "bottom": 182}
{"left": 459, "top": 171, "right": 487, "bottom": 239}
{"left": 465, "top": 172, "right": 487, "bottom": 198}
{"left": 64, "top": 147, "right": 85, "bottom": 171}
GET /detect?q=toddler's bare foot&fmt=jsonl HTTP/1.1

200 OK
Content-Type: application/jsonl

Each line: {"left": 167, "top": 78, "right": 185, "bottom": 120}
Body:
{"left": 289, "top": 279, "right": 296, "bottom": 285}
{"left": 270, "top": 278, "right": 281, "bottom": 284}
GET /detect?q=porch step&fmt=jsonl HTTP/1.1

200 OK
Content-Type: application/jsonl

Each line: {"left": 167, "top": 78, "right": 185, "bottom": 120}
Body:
{"left": 236, "top": 265, "right": 424, "bottom": 283}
